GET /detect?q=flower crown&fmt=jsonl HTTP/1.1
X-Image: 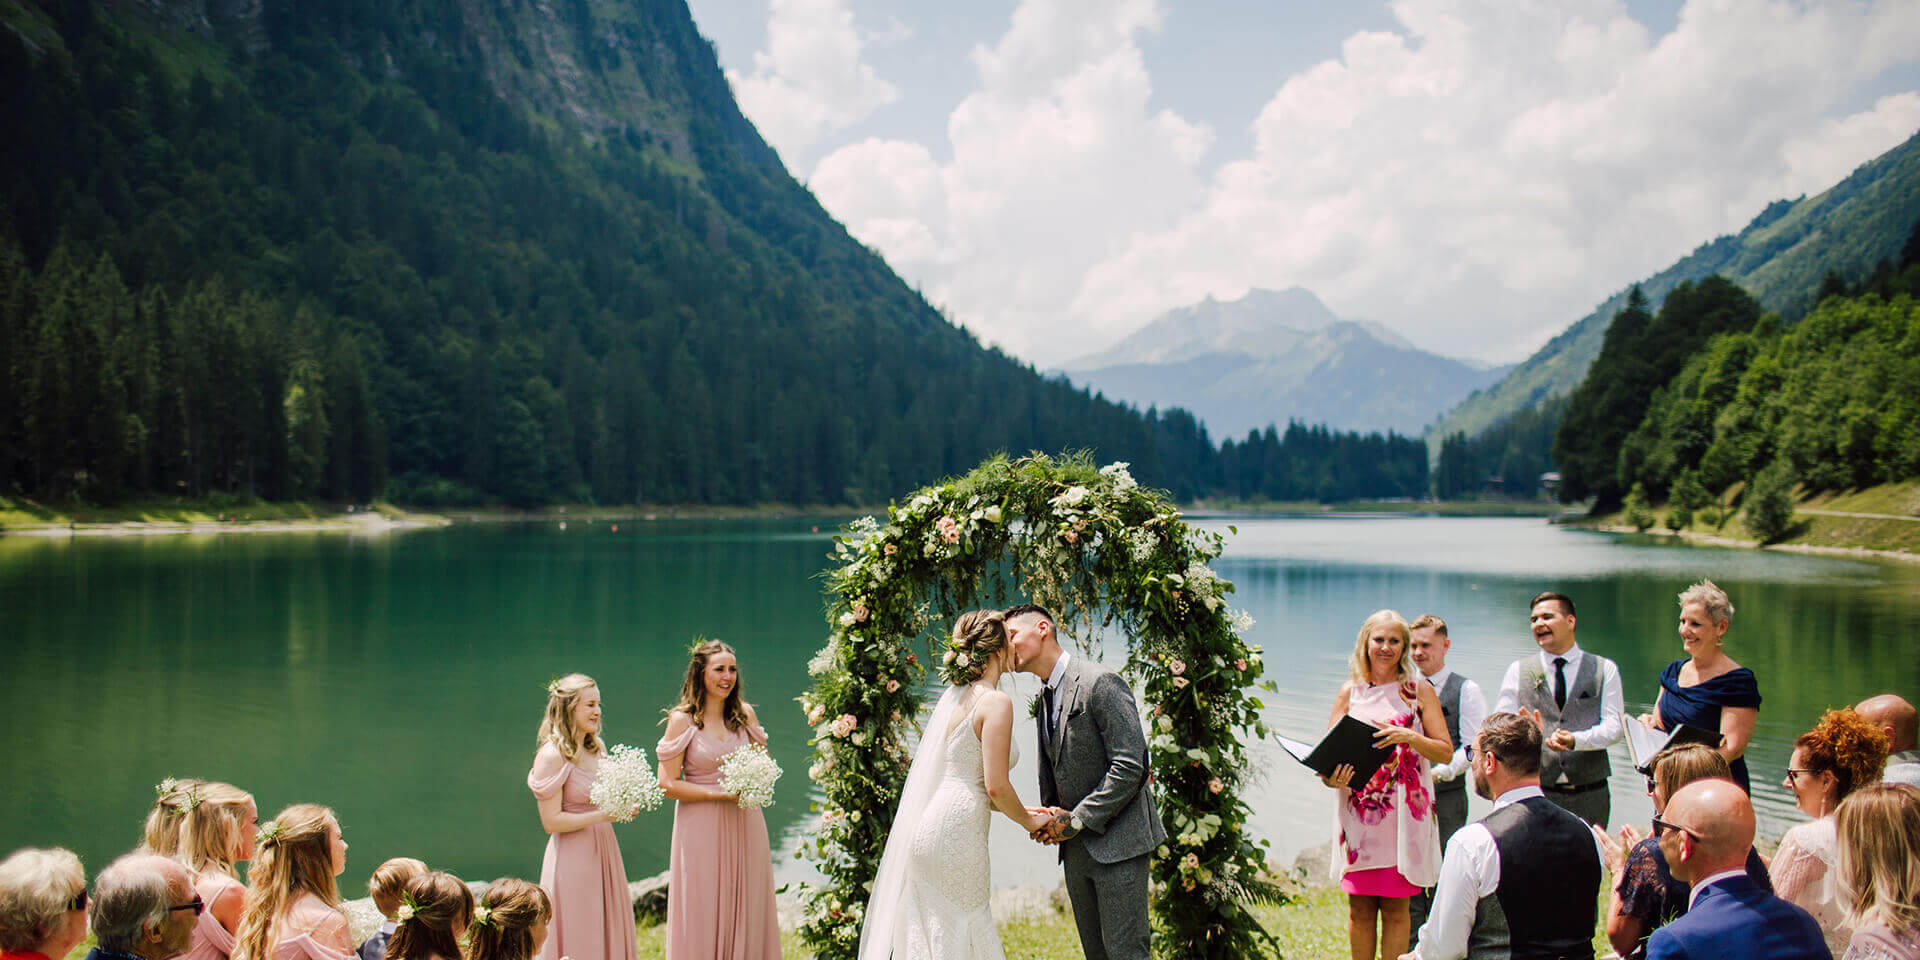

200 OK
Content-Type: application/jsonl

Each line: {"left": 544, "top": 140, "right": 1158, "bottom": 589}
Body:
{"left": 256, "top": 820, "right": 285, "bottom": 846}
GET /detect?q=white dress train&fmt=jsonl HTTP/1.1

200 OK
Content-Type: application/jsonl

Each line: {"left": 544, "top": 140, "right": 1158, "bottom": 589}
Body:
{"left": 859, "top": 686, "right": 1016, "bottom": 960}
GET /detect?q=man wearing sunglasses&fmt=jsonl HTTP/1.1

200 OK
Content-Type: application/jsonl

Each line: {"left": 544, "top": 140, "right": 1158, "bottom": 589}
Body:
{"left": 84, "top": 854, "right": 198, "bottom": 960}
{"left": 1644, "top": 781, "right": 1830, "bottom": 960}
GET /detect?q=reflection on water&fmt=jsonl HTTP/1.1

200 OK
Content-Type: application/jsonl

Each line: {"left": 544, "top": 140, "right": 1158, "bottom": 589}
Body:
{"left": 3, "top": 516, "right": 1915, "bottom": 893}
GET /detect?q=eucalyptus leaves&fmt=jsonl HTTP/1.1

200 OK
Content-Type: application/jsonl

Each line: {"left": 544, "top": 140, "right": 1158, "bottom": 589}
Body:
{"left": 796, "top": 453, "right": 1285, "bottom": 959}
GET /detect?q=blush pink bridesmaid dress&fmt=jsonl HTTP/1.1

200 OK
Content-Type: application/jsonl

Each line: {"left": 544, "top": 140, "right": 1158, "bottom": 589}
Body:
{"left": 179, "top": 871, "right": 242, "bottom": 960}
{"left": 655, "top": 722, "right": 781, "bottom": 960}
{"left": 528, "top": 743, "right": 640, "bottom": 960}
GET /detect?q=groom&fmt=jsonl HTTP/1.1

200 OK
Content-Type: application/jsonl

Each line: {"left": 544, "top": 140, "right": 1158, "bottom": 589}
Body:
{"left": 1006, "top": 603, "right": 1165, "bottom": 960}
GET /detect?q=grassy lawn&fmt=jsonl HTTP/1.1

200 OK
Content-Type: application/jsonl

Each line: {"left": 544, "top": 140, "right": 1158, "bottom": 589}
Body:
{"left": 1584, "top": 480, "right": 1920, "bottom": 558}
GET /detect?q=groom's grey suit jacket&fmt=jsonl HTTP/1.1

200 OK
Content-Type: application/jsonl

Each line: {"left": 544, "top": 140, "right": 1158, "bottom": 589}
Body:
{"left": 1037, "top": 656, "right": 1167, "bottom": 864}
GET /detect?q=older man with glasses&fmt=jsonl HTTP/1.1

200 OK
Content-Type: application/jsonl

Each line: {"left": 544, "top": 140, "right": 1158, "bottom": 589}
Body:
{"left": 0, "top": 847, "right": 91, "bottom": 960}
{"left": 83, "top": 854, "right": 199, "bottom": 960}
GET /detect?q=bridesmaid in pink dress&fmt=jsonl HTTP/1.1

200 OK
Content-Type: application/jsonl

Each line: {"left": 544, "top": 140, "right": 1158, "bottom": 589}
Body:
{"left": 1321, "top": 610, "right": 1451, "bottom": 960}
{"left": 230, "top": 804, "right": 356, "bottom": 960}
{"left": 528, "top": 673, "right": 639, "bottom": 960}
{"left": 176, "top": 781, "right": 259, "bottom": 960}
{"left": 655, "top": 640, "right": 781, "bottom": 960}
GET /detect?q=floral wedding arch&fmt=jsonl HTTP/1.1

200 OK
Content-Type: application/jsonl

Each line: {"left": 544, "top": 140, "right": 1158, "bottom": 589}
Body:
{"left": 796, "top": 453, "right": 1286, "bottom": 959}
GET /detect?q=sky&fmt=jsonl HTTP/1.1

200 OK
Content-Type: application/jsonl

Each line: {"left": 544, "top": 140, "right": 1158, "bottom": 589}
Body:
{"left": 683, "top": 0, "right": 1920, "bottom": 368}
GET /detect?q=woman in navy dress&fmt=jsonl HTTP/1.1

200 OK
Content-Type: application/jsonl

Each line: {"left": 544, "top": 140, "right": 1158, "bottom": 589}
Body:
{"left": 1643, "top": 579, "right": 1761, "bottom": 792}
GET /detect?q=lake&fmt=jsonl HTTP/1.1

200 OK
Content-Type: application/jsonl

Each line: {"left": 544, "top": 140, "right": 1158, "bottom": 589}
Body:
{"left": 3, "top": 516, "right": 1915, "bottom": 893}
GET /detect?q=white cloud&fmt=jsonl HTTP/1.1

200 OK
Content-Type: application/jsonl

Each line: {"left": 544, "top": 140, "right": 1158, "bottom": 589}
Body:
{"left": 728, "top": 0, "right": 900, "bottom": 162}
{"left": 804, "top": 0, "right": 1920, "bottom": 366}
{"left": 810, "top": 0, "right": 1211, "bottom": 362}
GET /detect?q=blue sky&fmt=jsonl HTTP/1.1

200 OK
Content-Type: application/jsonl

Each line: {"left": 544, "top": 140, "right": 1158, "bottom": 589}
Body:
{"left": 685, "top": 0, "right": 1920, "bottom": 367}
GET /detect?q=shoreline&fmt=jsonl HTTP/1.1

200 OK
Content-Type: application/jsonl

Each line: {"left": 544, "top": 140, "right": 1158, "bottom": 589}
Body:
{"left": 1569, "top": 519, "right": 1920, "bottom": 565}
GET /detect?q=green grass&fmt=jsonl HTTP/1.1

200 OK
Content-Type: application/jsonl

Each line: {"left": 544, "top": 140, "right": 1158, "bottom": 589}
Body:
{"left": 1583, "top": 480, "right": 1920, "bottom": 558}
{"left": 0, "top": 495, "right": 434, "bottom": 532}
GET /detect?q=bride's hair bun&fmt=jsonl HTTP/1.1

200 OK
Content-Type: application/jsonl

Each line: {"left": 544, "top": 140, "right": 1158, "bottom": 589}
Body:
{"left": 941, "top": 610, "right": 1008, "bottom": 685}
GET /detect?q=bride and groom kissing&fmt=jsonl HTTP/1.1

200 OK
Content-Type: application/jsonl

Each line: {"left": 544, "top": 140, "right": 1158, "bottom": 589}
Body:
{"left": 858, "top": 604, "right": 1166, "bottom": 960}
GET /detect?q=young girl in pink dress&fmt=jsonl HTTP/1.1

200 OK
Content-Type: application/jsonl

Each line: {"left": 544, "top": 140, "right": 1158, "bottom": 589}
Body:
{"left": 467, "top": 878, "right": 552, "bottom": 960}
{"left": 528, "top": 673, "right": 639, "bottom": 960}
{"left": 382, "top": 872, "right": 473, "bottom": 960}
{"left": 656, "top": 640, "right": 781, "bottom": 960}
{"left": 230, "top": 804, "right": 354, "bottom": 960}
{"left": 177, "top": 781, "right": 258, "bottom": 960}
{"left": 1321, "top": 610, "right": 1451, "bottom": 960}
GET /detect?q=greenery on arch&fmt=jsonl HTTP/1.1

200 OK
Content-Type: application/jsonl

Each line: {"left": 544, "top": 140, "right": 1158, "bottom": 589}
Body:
{"left": 796, "top": 453, "right": 1287, "bottom": 959}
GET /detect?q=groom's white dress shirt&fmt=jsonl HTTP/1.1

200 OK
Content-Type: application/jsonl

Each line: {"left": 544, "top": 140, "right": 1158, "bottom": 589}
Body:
{"left": 1044, "top": 650, "right": 1072, "bottom": 734}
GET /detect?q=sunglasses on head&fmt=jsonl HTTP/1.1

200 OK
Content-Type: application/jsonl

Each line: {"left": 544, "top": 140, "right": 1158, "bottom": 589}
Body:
{"left": 169, "top": 897, "right": 205, "bottom": 917}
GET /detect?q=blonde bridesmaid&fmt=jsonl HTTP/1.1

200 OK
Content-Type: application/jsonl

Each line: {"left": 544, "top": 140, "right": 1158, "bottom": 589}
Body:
{"left": 528, "top": 673, "right": 638, "bottom": 960}
{"left": 178, "top": 781, "right": 259, "bottom": 960}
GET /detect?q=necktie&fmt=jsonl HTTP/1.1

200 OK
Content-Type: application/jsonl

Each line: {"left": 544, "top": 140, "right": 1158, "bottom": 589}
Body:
{"left": 1042, "top": 684, "right": 1057, "bottom": 741}
{"left": 1553, "top": 656, "right": 1569, "bottom": 710}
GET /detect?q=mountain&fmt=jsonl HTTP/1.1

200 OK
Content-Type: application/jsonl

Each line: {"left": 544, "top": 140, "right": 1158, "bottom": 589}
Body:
{"left": 0, "top": 0, "right": 1432, "bottom": 507}
{"left": 1431, "top": 127, "right": 1920, "bottom": 449}
{"left": 1059, "top": 287, "right": 1512, "bottom": 439}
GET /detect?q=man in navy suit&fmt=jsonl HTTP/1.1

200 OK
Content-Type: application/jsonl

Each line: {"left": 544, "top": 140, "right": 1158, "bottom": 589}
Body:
{"left": 1647, "top": 780, "right": 1831, "bottom": 960}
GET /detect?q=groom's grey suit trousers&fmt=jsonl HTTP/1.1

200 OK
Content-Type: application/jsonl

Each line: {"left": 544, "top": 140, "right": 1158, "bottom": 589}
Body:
{"left": 1038, "top": 657, "right": 1167, "bottom": 960}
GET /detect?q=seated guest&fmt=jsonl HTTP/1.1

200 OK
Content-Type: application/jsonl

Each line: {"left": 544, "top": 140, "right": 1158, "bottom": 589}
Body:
{"left": 142, "top": 779, "right": 204, "bottom": 857}
{"left": 1599, "top": 744, "right": 1773, "bottom": 958}
{"left": 467, "top": 879, "right": 552, "bottom": 960}
{"left": 231, "top": 805, "right": 353, "bottom": 960}
{"left": 1643, "top": 580, "right": 1761, "bottom": 793}
{"left": 0, "top": 847, "right": 90, "bottom": 960}
{"left": 178, "top": 782, "right": 258, "bottom": 960}
{"left": 85, "top": 853, "right": 200, "bottom": 960}
{"left": 1834, "top": 783, "right": 1920, "bottom": 960}
{"left": 380, "top": 873, "right": 471, "bottom": 960}
{"left": 1645, "top": 780, "right": 1830, "bottom": 960}
{"left": 1776, "top": 710, "right": 1890, "bottom": 957}
{"left": 1854, "top": 695, "right": 1919, "bottom": 788}
{"left": 355, "top": 859, "right": 425, "bottom": 960}
{"left": 1400, "top": 711, "right": 1604, "bottom": 960}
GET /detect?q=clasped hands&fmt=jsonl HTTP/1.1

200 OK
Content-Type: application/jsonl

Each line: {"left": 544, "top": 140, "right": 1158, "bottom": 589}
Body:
{"left": 1026, "top": 806, "right": 1077, "bottom": 844}
{"left": 1524, "top": 708, "right": 1578, "bottom": 751}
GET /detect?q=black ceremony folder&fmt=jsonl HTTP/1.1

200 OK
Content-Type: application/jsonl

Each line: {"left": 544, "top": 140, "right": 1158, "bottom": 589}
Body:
{"left": 1275, "top": 715, "right": 1393, "bottom": 787}
{"left": 1624, "top": 716, "right": 1723, "bottom": 773}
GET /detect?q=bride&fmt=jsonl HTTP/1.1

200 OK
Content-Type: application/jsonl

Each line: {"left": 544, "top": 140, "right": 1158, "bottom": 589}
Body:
{"left": 858, "top": 610, "right": 1049, "bottom": 960}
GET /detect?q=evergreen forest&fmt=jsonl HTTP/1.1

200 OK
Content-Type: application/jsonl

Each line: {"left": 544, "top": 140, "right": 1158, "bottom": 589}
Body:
{"left": 0, "top": 0, "right": 1428, "bottom": 508}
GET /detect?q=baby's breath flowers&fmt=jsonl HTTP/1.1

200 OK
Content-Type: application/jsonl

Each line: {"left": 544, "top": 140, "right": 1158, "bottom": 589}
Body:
{"left": 587, "top": 744, "right": 665, "bottom": 822}
{"left": 717, "top": 743, "right": 783, "bottom": 809}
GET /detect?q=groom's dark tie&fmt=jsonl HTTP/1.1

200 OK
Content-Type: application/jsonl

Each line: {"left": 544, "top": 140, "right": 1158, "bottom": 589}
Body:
{"left": 1042, "top": 683, "right": 1057, "bottom": 743}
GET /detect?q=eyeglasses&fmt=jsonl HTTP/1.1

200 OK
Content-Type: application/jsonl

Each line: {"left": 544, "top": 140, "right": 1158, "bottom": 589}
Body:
{"left": 1785, "top": 768, "right": 1819, "bottom": 786}
{"left": 169, "top": 897, "right": 205, "bottom": 917}
{"left": 1650, "top": 816, "right": 1699, "bottom": 841}
{"left": 67, "top": 888, "right": 88, "bottom": 912}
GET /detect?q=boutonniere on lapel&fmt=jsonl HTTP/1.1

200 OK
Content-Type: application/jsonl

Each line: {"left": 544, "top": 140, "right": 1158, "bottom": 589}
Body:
{"left": 1029, "top": 694, "right": 1045, "bottom": 720}
{"left": 1522, "top": 663, "right": 1547, "bottom": 690}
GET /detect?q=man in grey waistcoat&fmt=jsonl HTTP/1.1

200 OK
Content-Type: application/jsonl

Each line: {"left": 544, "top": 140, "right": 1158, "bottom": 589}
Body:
{"left": 1007, "top": 602, "right": 1165, "bottom": 960}
{"left": 1495, "top": 591, "right": 1624, "bottom": 827}
{"left": 1408, "top": 614, "right": 1488, "bottom": 945}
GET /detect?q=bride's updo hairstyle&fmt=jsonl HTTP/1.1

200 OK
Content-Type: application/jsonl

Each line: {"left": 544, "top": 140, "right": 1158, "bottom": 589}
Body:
{"left": 383, "top": 872, "right": 472, "bottom": 960}
{"left": 941, "top": 610, "right": 1008, "bottom": 685}
{"left": 466, "top": 878, "right": 551, "bottom": 960}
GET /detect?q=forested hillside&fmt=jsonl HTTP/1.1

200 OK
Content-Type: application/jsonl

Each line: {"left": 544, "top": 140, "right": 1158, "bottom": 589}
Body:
{"left": 0, "top": 0, "right": 1425, "bottom": 507}
{"left": 1430, "top": 129, "right": 1920, "bottom": 448}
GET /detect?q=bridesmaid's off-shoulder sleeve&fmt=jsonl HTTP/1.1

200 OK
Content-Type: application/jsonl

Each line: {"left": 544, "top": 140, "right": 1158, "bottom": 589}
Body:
{"left": 656, "top": 724, "right": 698, "bottom": 761}
{"left": 747, "top": 723, "right": 768, "bottom": 746}
{"left": 527, "top": 743, "right": 570, "bottom": 799}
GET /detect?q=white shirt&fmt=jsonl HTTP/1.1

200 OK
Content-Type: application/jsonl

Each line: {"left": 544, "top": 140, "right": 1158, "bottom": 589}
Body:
{"left": 1495, "top": 643, "right": 1625, "bottom": 782}
{"left": 1044, "top": 651, "right": 1072, "bottom": 734}
{"left": 1883, "top": 749, "right": 1920, "bottom": 788}
{"left": 1686, "top": 868, "right": 1749, "bottom": 911}
{"left": 1424, "top": 666, "right": 1488, "bottom": 783}
{"left": 1411, "top": 784, "right": 1609, "bottom": 960}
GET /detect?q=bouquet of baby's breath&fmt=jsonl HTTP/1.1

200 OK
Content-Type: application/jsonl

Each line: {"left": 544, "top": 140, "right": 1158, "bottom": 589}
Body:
{"left": 589, "top": 744, "right": 665, "bottom": 821}
{"left": 718, "top": 743, "right": 782, "bottom": 809}
{"left": 340, "top": 899, "right": 383, "bottom": 946}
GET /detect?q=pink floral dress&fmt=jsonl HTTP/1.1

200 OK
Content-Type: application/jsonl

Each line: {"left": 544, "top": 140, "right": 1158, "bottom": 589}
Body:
{"left": 1331, "top": 680, "right": 1441, "bottom": 896}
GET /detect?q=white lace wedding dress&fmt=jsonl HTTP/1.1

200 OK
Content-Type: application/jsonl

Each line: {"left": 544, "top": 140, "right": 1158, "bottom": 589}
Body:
{"left": 859, "top": 687, "right": 1016, "bottom": 960}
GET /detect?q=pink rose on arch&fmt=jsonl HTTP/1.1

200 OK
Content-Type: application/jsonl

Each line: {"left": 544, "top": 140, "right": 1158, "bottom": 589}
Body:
{"left": 1208, "top": 778, "right": 1224, "bottom": 794}
{"left": 852, "top": 603, "right": 870, "bottom": 622}
{"left": 831, "top": 714, "right": 858, "bottom": 738}
{"left": 1063, "top": 529, "right": 1079, "bottom": 543}
{"left": 1181, "top": 852, "right": 1200, "bottom": 871}
{"left": 936, "top": 516, "right": 961, "bottom": 543}
{"left": 884, "top": 542, "right": 898, "bottom": 556}
{"left": 1169, "top": 659, "right": 1186, "bottom": 676}
{"left": 1173, "top": 677, "right": 1189, "bottom": 689}
{"left": 886, "top": 679, "right": 900, "bottom": 693}
{"left": 1234, "top": 658, "right": 1248, "bottom": 672}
